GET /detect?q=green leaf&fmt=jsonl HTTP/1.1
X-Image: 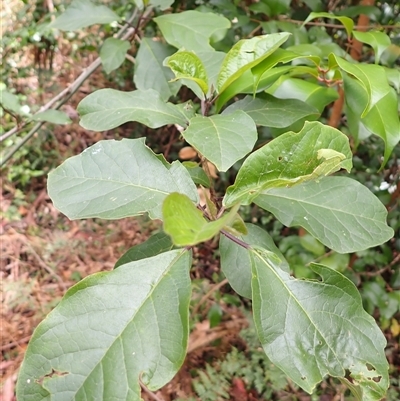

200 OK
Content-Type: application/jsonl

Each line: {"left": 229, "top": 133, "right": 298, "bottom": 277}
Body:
{"left": 77, "top": 89, "right": 187, "bottom": 131}
{"left": 251, "top": 248, "right": 389, "bottom": 400}
{"left": 352, "top": 31, "right": 391, "bottom": 65}
{"left": 50, "top": 0, "right": 119, "bottom": 31}
{"left": 197, "top": 51, "right": 226, "bottom": 96}
{"left": 222, "top": 94, "right": 319, "bottom": 128}
{"left": 182, "top": 110, "right": 257, "bottom": 172}
{"left": 30, "top": 110, "right": 72, "bottom": 124}
{"left": 254, "top": 177, "right": 394, "bottom": 253}
{"left": 47, "top": 138, "right": 198, "bottom": 220}
{"left": 134, "top": 38, "right": 181, "bottom": 102}
{"left": 154, "top": 11, "right": 231, "bottom": 52}
{"left": 223, "top": 121, "right": 352, "bottom": 207}
{"left": 303, "top": 12, "right": 354, "bottom": 38}
{"left": 335, "top": 5, "right": 381, "bottom": 20}
{"left": 343, "top": 72, "right": 400, "bottom": 166}
{"left": 100, "top": 38, "right": 130, "bottom": 74}
{"left": 217, "top": 33, "right": 291, "bottom": 93}
{"left": 329, "top": 54, "right": 392, "bottom": 116}
{"left": 164, "top": 51, "right": 209, "bottom": 95}
{"left": 17, "top": 249, "right": 192, "bottom": 400}
{"left": 182, "top": 162, "right": 211, "bottom": 187}
{"left": 115, "top": 231, "right": 174, "bottom": 268}
{"left": 162, "top": 193, "right": 239, "bottom": 247}
{"left": 0, "top": 89, "right": 26, "bottom": 115}
{"left": 267, "top": 77, "right": 339, "bottom": 113}
{"left": 220, "top": 223, "right": 288, "bottom": 298}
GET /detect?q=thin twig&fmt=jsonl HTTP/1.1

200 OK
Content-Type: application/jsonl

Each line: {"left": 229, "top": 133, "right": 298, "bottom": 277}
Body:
{"left": 192, "top": 278, "right": 229, "bottom": 317}
{"left": 0, "top": 6, "right": 154, "bottom": 165}
{"left": 0, "top": 336, "right": 32, "bottom": 352}
{"left": 358, "top": 253, "right": 400, "bottom": 277}
{"left": 220, "top": 229, "right": 250, "bottom": 249}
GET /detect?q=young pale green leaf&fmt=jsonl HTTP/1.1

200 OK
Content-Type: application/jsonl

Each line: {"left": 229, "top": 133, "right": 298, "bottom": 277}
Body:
{"left": 134, "top": 38, "right": 180, "bottom": 101}
{"left": 254, "top": 177, "right": 394, "bottom": 253}
{"left": 30, "top": 110, "right": 72, "bottom": 124}
{"left": 252, "top": 48, "right": 320, "bottom": 93}
{"left": 302, "top": 12, "right": 354, "bottom": 37}
{"left": 343, "top": 73, "right": 400, "bottom": 166}
{"left": 100, "top": 38, "right": 130, "bottom": 74}
{"left": 384, "top": 67, "right": 400, "bottom": 93}
{"left": 78, "top": 89, "right": 187, "bottom": 131}
{"left": 162, "top": 193, "right": 239, "bottom": 247}
{"left": 154, "top": 11, "right": 231, "bottom": 52}
{"left": 223, "top": 121, "right": 352, "bottom": 208}
{"left": 17, "top": 249, "right": 192, "bottom": 401}
{"left": 47, "top": 138, "right": 198, "bottom": 220}
{"left": 222, "top": 94, "right": 319, "bottom": 128}
{"left": 215, "top": 65, "right": 293, "bottom": 112}
{"left": 50, "top": 0, "right": 119, "bottom": 31}
{"left": 115, "top": 232, "right": 174, "bottom": 268}
{"left": 267, "top": 77, "right": 339, "bottom": 113}
{"left": 183, "top": 110, "right": 257, "bottom": 172}
{"left": 164, "top": 51, "right": 209, "bottom": 95}
{"left": 329, "top": 54, "right": 392, "bottom": 116}
{"left": 251, "top": 248, "right": 389, "bottom": 400}
{"left": 352, "top": 31, "right": 391, "bottom": 64}
{"left": 217, "top": 33, "right": 291, "bottom": 93}
{"left": 220, "top": 223, "right": 289, "bottom": 299}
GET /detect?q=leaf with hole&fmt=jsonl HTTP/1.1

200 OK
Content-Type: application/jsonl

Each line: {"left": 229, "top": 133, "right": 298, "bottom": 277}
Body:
{"left": 251, "top": 248, "right": 389, "bottom": 400}
{"left": 16, "top": 249, "right": 192, "bottom": 400}
{"left": 223, "top": 121, "right": 352, "bottom": 207}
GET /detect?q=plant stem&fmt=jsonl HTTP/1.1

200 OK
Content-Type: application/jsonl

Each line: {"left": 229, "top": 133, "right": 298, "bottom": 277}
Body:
{"left": 220, "top": 229, "right": 250, "bottom": 249}
{"left": 0, "top": 6, "right": 153, "bottom": 166}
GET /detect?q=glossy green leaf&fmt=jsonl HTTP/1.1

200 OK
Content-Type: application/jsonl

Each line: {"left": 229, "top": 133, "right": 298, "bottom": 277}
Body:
{"left": 183, "top": 110, "right": 257, "bottom": 172}
{"left": 154, "top": 11, "right": 231, "bottom": 52}
{"left": 217, "top": 33, "right": 291, "bottom": 93}
{"left": 267, "top": 77, "right": 339, "bottom": 113}
{"left": 251, "top": 248, "right": 389, "bottom": 400}
{"left": 50, "top": 0, "right": 119, "bottom": 31}
{"left": 343, "top": 72, "right": 400, "bottom": 166}
{"left": 30, "top": 110, "right": 72, "bottom": 124}
{"left": 115, "top": 232, "right": 174, "bottom": 268}
{"left": 215, "top": 65, "right": 293, "bottom": 112}
{"left": 384, "top": 67, "right": 400, "bottom": 93}
{"left": 222, "top": 94, "right": 319, "bottom": 128}
{"left": 220, "top": 223, "right": 288, "bottom": 298}
{"left": 303, "top": 12, "right": 354, "bottom": 38}
{"left": 353, "top": 31, "right": 391, "bottom": 64}
{"left": 255, "top": 177, "right": 394, "bottom": 253}
{"left": 78, "top": 89, "right": 187, "bottom": 131}
{"left": 223, "top": 121, "right": 352, "bottom": 208}
{"left": 134, "top": 38, "right": 180, "bottom": 102}
{"left": 162, "top": 193, "right": 239, "bottom": 247}
{"left": 17, "top": 249, "right": 192, "bottom": 401}
{"left": 100, "top": 38, "right": 130, "bottom": 74}
{"left": 329, "top": 54, "right": 392, "bottom": 116}
{"left": 164, "top": 51, "right": 208, "bottom": 95}
{"left": 47, "top": 138, "right": 198, "bottom": 220}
